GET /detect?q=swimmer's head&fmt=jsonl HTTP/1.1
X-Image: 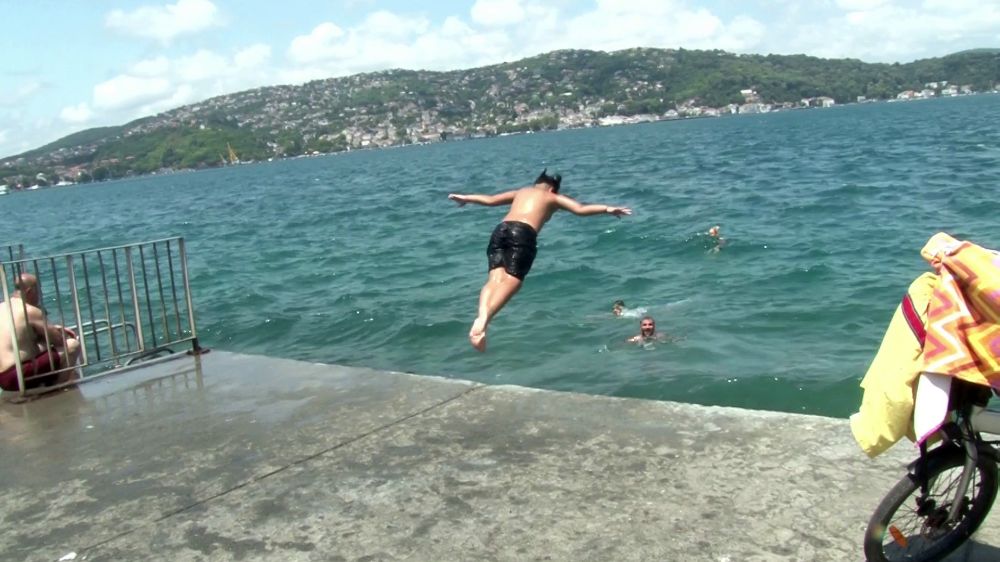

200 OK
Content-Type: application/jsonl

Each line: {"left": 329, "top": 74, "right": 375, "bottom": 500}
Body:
{"left": 535, "top": 168, "right": 562, "bottom": 193}
{"left": 708, "top": 225, "right": 720, "bottom": 237}
{"left": 640, "top": 316, "right": 656, "bottom": 337}
{"left": 612, "top": 300, "right": 625, "bottom": 316}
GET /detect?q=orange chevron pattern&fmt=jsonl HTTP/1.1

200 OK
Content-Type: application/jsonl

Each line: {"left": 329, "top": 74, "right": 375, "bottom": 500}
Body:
{"left": 920, "top": 233, "right": 1000, "bottom": 387}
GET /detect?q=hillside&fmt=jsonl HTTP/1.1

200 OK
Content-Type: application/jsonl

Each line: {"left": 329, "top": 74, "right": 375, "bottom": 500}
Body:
{"left": 2, "top": 47, "right": 999, "bottom": 186}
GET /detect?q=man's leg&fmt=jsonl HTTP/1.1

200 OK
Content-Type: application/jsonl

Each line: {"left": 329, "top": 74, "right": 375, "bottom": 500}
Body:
{"left": 54, "top": 338, "right": 81, "bottom": 384}
{"left": 470, "top": 268, "right": 522, "bottom": 352}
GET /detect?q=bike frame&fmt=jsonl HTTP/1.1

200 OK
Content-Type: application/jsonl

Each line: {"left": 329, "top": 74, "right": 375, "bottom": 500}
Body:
{"left": 906, "top": 396, "right": 1000, "bottom": 527}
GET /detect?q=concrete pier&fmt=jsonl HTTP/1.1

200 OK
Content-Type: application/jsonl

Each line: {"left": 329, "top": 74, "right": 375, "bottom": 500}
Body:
{"left": 1, "top": 351, "right": 997, "bottom": 561}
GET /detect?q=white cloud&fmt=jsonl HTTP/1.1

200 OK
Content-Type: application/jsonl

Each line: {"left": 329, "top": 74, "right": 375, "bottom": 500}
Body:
{"left": 138, "top": 84, "right": 197, "bottom": 116}
{"left": 777, "top": 0, "right": 1000, "bottom": 61}
{"left": 361, "top": 10, "right": 430, "bottom": 38}
{"left": 235, "top": 44, "right": 272, "bottom": 69}
{"left": 288, "top": 23, "right": 347, "bottom": 64}
{"left": 835, "top": 0, "right": 890, "bottom": 10}
{"left": 131, "top": 56, "right": 171, "bottom": 77}
{"left": 0, "top": 81, "right": 42, "bottom": 106}
{"left": 105, "top": 0, "right": 222, "bottom": 43}
{"left": 93, "top": 75, "right": 172, "bottom": 111}
{"left": 281, "top": 4, "right": 773, "bottom": 83}
{"left": 175, "top": 50, "right": 229, "bottom": 82}
{"left": 547, "top": 2, "right": 763, "bottom": 54}
{"left": 59, "top": 103, "right": 93, "bottom": 124}
{"left": 65, "top": 43, "right": 276, "bottom": 129}
{"left": 470, "top": 0, "right": 526, "bottom": 27}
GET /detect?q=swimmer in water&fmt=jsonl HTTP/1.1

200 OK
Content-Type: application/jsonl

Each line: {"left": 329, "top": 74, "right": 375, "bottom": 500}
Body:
{"left": 627, "top": 316, "right": 665, "bottom": 344}
{"left": 449, "top": 169, "right": 632, "bottom": 352}
{"left": 612, "top": 300, "right": 626, "bottom": 317}
{"left": 708, "top": 224, "right": 726, "bottom": 252}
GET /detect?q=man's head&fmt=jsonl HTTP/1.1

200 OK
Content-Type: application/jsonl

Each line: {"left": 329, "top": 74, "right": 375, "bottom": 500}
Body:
{"left": 639, "top": 316, "right": 656, "bottom": 337}
{"left": 612, "top": 300, "right": 625, "bottom": 316}
{"left": 14, "top": 273, "right": 40, "bottom": 306}
{"left": 708, "top": 225, "right": 720, "bottom": 237}
{"left": 535, "top": 168, "right": 562, "bottom": 193}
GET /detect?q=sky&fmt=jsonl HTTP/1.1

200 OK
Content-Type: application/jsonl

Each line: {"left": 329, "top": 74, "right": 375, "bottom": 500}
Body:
{"left": 1, "top": 0, "right": 998, "bottom": 158}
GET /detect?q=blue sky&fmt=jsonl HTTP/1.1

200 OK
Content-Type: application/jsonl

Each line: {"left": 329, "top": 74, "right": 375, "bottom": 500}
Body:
{"left": 2, "top": 0, "right": 998, "bottom": 158}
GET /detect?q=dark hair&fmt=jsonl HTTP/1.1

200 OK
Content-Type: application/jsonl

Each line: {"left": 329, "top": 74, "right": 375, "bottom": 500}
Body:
{"left": 613, "top": 300, "right": 625, "bottom": 307}
{"left": 535, "top": 168, "right": 562, "bottom": 193}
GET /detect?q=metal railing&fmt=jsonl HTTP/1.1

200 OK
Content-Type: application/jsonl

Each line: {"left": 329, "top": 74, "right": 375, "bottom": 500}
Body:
{"left": 0, "top": 237, "right": 201, "bottom": 398}
{"left": 2, "top": 243, "right": 24, "bottom": 265}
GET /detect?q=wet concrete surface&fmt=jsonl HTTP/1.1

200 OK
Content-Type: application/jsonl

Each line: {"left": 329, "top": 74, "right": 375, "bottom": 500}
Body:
{"left": 1, "top": 350, "right": 997, "bottom": 561}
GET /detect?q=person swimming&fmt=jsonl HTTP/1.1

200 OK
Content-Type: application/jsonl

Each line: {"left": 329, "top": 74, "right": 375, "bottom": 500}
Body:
{"left": 708, "top": 224, "right": 726, "bottom": 252}
{"left": 612, "top": 300, "right": 626, "bottom": 316}
{"left": 627, "top": 316, "right": 665, "bottom": 344}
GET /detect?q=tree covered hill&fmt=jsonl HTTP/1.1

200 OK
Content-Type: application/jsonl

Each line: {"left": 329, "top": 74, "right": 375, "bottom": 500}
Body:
{"left": 3, "top": 47, "right": 999, "bottom": 185}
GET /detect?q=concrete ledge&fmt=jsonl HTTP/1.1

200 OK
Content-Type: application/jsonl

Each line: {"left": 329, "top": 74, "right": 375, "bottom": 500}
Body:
{"left": 1, "top": 351, "right": 996, "bottom": 561}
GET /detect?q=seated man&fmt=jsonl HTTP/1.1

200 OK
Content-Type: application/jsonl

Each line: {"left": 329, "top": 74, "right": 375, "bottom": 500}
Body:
{"left": 0, "top": 273, "right": 80, "bottom": 392}
{"left": 627, "top": 316, "right": 666, "bottom": 344}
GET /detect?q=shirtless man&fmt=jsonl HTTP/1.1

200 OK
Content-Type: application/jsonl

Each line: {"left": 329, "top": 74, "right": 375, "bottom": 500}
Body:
{"left": 627, "top": 316, "right": 665, "bottom": 344}
{"left": 449, "top": 169, "right": 632, "bottom": 351}
{"left": 612, "top": 300, "right": 626, "bottom": 317}
{"left": 0, "top": 273, "right": 80, "bottom": 391}
{"left": 708, "top": 225, "right": 726, "bottom": 252}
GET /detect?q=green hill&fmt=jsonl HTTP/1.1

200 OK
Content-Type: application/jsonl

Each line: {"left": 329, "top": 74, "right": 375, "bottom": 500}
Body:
{"left": 3, "top": 47, "right": 998, "bottom": 185}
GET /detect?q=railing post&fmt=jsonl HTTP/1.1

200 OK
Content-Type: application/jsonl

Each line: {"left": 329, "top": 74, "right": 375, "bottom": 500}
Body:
{"left": 0, "top": 265, "right": 26, "bottom": 397}
{"left": 66, "top": 255, "right": 89, "bottom": 367}
{"left": 178, "top": 239, "right": 203, "bottom": 355}
{"left": 126, "top": 247, "right": 146, "bottom": 352}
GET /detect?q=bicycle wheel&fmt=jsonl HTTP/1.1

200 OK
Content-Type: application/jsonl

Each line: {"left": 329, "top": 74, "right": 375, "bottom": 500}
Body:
{"left": 864, "top": 448, "right": 998, "bottom": 562}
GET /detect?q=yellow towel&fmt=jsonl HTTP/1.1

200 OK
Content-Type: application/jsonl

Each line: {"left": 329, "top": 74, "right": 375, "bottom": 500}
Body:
{"left": 921, "top": 232, "right": 1000, "bottom": 386}
{"left": 850, "top": 272, "right": 937, "bottom": 458}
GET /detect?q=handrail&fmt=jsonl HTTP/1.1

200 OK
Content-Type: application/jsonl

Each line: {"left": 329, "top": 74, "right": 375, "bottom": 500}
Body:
{"left": 2, "top": 244, "right": 24, "bottom": 264}
{"left": 0, "top": 237, "right": 202, "bottom": 398}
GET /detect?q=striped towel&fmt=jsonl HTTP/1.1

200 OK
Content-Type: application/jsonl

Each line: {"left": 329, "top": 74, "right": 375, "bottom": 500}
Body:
{"left": 920, "top": 232, "right": 1000, "bottom": 387}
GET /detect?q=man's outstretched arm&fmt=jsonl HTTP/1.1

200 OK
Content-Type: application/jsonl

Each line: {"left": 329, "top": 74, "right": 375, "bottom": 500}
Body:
{"left": 555, "top": 194, "right": 632, "bottom": 217}
{"left": 448, "top": 190, "right": 519, "bottom": 207}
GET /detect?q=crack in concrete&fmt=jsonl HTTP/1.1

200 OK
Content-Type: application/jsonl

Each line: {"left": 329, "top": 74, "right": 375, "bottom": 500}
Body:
{"left": 78, "top": 384, "right": 482, "bottom": 554}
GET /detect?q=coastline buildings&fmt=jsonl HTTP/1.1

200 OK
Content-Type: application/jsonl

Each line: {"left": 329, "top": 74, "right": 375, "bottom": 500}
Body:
{"left": 1, "top": 46, "right": 996, "bottom": 188}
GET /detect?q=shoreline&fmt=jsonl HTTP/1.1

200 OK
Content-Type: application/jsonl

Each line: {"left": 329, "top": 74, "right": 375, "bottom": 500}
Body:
{"left": 4, "top": 92, "right": 997, "bottom": 192}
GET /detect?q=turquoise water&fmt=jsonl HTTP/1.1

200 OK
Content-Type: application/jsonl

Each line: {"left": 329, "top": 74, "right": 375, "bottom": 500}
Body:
{"left": 4, "top": 95, "right": 999, "bottom": 417}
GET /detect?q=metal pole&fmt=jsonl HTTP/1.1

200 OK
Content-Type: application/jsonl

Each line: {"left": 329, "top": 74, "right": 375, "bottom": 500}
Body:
{"left": 178, "top": 239, "right": 201, "bottom": 353}
{"left": 50, "top": 256, "right": 69, "bottom": 349}
{"left": 97, "top": 250, "right": 120, "bottom": 358}
{"left": 0, "top": 266, "right": 25, "bottom": 397}
{"left": 151, "top": 242, "right": 170, "bottom": 340}
{"left": 111, "top": 248, "right": 132, "bottom": 352}
{"left": 166, "top": 239, "right": 183, "bottom": 338}
{"left": 138, "top": 244, "right": 158, "bottom": 345}
{"left": 80, "top": 253, "right": 101, "bottom": 362}
{"left": 66, "top": 255, "right": 89, "bottom": 368}
{"left": 126, "top": 247, "right": 145, "bottom": 352}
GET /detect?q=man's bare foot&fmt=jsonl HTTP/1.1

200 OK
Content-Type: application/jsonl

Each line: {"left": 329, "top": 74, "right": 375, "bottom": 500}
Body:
{"left": 469, "top": 317, "right": 487, "bottom": 352}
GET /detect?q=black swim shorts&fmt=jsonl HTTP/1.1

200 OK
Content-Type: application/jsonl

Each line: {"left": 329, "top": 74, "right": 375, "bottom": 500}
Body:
{"left": 486, "top": 221, "right": 538, "bottom": 280}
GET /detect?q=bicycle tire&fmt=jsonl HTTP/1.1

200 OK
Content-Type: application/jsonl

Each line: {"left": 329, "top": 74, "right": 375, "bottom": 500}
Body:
{"left": 864, "top": 447, "right": 998, "bottom": 562}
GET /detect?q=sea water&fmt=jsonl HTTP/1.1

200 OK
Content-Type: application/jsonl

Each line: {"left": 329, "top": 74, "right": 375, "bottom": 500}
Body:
{"left": 4, "top": 95, "right": 999, "bottom": 417}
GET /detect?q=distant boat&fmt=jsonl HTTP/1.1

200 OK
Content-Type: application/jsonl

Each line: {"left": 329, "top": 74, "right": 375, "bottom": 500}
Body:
{"left": 227, "top": 143, "right": 240, "bottom": 165}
